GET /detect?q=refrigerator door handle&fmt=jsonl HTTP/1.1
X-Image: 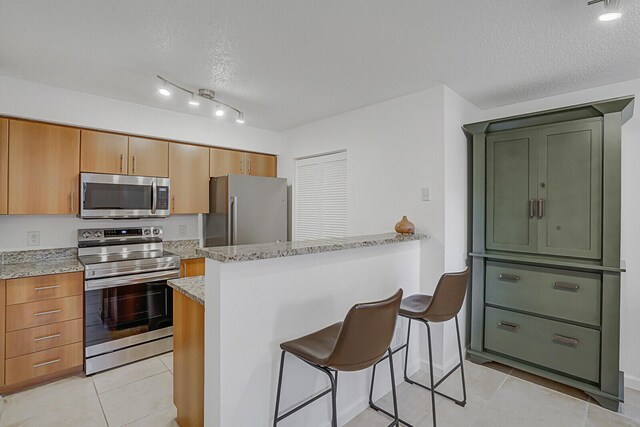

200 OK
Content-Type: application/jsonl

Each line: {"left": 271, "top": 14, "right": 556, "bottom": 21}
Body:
{"left": 229, "top": 196, "right": 238, "bottom": 246}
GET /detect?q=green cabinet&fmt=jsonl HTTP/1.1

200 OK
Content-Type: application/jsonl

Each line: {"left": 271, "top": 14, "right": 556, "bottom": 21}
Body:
{"left": 486, "top": 118, "right": 602, "bottom": 259}
{"left": 465, "top": 96, "right": 634, "bottom": 412}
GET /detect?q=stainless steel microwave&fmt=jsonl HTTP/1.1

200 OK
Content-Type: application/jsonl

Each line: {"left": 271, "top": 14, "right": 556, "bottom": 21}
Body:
{"left": 80, "top": 173, "right": 170, "bottom": 219}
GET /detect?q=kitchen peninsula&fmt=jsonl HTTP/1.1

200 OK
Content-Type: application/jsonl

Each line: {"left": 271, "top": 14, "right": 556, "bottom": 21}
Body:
{"left": 170, "top": 232, "right": 428, "bottom": 427}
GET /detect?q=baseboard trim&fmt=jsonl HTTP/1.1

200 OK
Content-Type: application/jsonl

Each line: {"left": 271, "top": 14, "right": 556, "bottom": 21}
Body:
{"left": 625, "top": 374, "right": 640, "bottom": 392}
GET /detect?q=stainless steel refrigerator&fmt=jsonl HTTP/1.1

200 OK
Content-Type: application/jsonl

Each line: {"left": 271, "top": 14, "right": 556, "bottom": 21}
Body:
{"left": 203, "top": 174, "right": 288, "bottom": 247}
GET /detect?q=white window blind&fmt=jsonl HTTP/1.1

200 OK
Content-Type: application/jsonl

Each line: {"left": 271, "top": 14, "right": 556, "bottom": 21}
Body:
{"left": 294, "top": 152, "right": 347, "bottom": 240}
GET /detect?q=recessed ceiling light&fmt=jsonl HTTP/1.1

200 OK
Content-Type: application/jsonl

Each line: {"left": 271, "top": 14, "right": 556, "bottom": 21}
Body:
{"left": 158, "top": 80, "right": 171, "bottom": 97}
{"left": 188, "top": 93, "right": 200, "bottom": 106}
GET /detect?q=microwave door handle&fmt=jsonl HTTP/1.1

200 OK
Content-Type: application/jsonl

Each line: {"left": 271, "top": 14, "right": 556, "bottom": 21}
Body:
{"left": 151, "top": 180, "right": 157, "bottom": 214}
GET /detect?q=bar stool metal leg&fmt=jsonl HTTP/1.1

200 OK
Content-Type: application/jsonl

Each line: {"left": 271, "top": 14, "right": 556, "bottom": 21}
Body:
{"left": 369, "top": 348, "right": 410, "bottom": 427}
{"left": 273, "top": 351, "right": 286, "bottom": 427}
{"left": 454, "top": 316, "right": 467, "bottom": 404}
{"left": 425, "top": 322, "right": 437, "bottom": 427}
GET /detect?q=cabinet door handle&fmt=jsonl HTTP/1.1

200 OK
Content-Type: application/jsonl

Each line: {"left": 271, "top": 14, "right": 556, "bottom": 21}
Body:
{"left": 70, "top": 190, "right": 75, "bottom": 212}
{"left": 33, "top": 309, "right": 61, "bottom": 317}
{"left": 538, "top": 198, "right": 544, "bottom": 219}
{"left": 498, "top": 273, "right": 520, "bottom": 282}
{"left": 553, "top": 282, "right": 580, "bottom": 292}
{"left": 34, "top": 333, "right": 61, "bottom": 342}
{"left": 184, "top": 263, "right": 188, "bottom": 277}
{"left": 120, "top": 153, "right": 125, "bottom": 173}
{"left": 498, "top": 321, "right": 519, "bottom": 331}
{"left": 248, "top": 158, "right": 251, "bottom": 174}
{"left": 240, "top": 158, "right": 244, "bottom": 174}
{"left": 172, "top": 195, "right": 175, "bottom": 213}
{"left": 34, "top": 285, "right": 61, "bottom": 291}
{"left": 529, "top": 199, "right": 537, "bottom": 218}
{"left": 132, "top": 155, "right": 137, "bottom": 175}
{"left": 33, "top": 358, "right": 61, "bottom": 368}
{"left": 553, "top": 334, "right": 579, "bottom": 348}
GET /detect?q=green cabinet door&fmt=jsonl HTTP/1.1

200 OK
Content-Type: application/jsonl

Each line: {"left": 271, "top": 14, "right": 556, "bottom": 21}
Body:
{"left": 486, "top": 130, "right": 538, "bottom": 253}
{"left": 537, "top": 119, "right": 602, "bottom": 259}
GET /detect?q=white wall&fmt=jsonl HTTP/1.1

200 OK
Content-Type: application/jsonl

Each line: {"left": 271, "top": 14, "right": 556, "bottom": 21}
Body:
{"left": 0, "top": 75, "right": 283, "bottom": 250}
{"left": 477, "top": 78, "right": 640, "bottom": 390}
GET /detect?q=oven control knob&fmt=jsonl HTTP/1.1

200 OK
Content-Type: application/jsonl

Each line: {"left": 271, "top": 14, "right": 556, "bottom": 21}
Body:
{"left": 144, "top": 229, "right": 151, "bottom": 235}
{"left": 82, "top": 232, "right": 91, "bottom": 239}
{"left": 153, "top": 228, "right": 160, "bottom": 235}
{"left": 94, "top": 231, "right": 103, "bottom": 238}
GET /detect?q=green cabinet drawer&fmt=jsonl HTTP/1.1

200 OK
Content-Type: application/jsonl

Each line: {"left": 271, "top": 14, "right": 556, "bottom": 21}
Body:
{"left": 484, "top": 306, "right": 600, "bottom": 383}
{"left": 486, "top": 261, "right": 601, "bottom": 326}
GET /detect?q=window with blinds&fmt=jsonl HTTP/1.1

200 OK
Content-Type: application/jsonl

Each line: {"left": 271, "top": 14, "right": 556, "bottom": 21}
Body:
{"left": 294, "top": 151, "right": 347, "bottom": 240}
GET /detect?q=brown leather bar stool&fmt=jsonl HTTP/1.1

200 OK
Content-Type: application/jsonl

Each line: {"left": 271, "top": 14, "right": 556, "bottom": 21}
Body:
{"left": 273, "top": 290, "right": 403, "bottom": 427}
{"left": 369, "top": 268, "right": 470, "bottom": 427}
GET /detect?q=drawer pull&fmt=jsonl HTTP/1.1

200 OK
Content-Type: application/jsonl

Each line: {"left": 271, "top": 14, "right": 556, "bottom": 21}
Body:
{"left": 32, "top": 358, "right": 61, "bottom": 368}
{"left": 498, "top": 321, "right": 519, "bottom": 331}
{"left": 553, "top": 282, "right": 580, "bottom": 292}
{"left": 553, "top": 334, "right": 579, "bottom": 348}
{"left": 33, "top": 309, "right": 61, "bottom": 317}
{"left": 33, "top": 285, "right": 62, "bottom": 291}
{"left": 34, "top": 333, "right": 61, "bottom": 342}
{"left": 498, "top": 273, "right": 520, "bottom": 282}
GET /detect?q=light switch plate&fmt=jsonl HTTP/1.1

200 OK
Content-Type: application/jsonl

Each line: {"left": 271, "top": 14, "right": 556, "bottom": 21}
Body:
{"left": 178, "top": 225, "right": 187, "bottom": 238}
{"left": 422, "top": 187, "right": 430, "bottom": 201}
{"left": 27, "top": 231, "right": 40, "bottom": 247}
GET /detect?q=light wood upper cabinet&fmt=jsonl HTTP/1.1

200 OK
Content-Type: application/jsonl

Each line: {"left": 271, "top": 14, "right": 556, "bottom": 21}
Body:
{"left": 210, "top": 147, "right": 245, "bottom": 177}
{"left": 247, "top": 152, "right": 277, "bottom": 177}
{"left": 129, "top": 137, "right": 168, "bottom": 177}
{"left": 8, "top": 121, "right": 80, "bottom": 215}
{"left": 81, "top": 130, "right": 128, "bottom": 174}
{"left": 0, "top": 119, "right": 7, "bottom": 215}
{"left": 169, "top": 143, "right": 210, "bottom": 214}
{"left": 210, "top": 147, "right": 277, "bottom": 178}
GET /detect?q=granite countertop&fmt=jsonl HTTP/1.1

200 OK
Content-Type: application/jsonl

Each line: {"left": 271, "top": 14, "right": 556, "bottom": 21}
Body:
{"left": 196, "top": 232, "right": 429, "bottom": 263}
{"left": 168, "top": 275, "right": 204, "bottom": 305}
{"left": 164, "top": 239, "right": 201, "bottom": 260}
{"left": 0, "top": 248, "right": 84, "bottom": 280}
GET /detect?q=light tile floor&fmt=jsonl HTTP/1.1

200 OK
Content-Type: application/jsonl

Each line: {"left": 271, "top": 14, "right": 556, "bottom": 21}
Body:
{"left": 0, "top": 354, "right": 638, "bottom": 426}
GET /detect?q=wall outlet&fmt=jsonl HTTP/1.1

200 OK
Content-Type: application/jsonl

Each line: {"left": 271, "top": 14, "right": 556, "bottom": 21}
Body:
{"left": 178, "top": 225, "right": 187, "bottom": 238}
{"left": 422, "top": 186, "right": 430, "bottom": 201}
{"left": 27, "top": 231, "right": 40, "bottom": 247}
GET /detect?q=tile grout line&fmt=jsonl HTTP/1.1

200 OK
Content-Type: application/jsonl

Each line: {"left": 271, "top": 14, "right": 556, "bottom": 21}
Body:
{"left": 92, "top": 379, "right": 110, "bottom": 426}
{"left": 121, "top": 405, "right": 176, "bottom": 427}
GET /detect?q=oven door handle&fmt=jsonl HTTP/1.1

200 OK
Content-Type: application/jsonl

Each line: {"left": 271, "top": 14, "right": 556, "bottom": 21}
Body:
{"left": 85, "top": 269, "right": 180, "bottom": 291}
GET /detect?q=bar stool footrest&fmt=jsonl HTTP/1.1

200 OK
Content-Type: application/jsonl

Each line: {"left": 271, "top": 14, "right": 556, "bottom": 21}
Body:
{"left": 404, "top": 362, "right": 467, "bottom": 407}
{"left": 369, "top": 400, "right": 414, "bottom": 427}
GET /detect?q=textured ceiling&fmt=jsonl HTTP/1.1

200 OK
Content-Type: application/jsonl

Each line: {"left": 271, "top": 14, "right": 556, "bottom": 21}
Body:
{"left": 0, "top": 1, "right": 639, "bottom": 130}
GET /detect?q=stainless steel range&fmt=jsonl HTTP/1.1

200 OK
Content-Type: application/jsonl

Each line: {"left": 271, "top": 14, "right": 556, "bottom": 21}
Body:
{"left": 78, "top": 226, "right": 180, "bottom": 374}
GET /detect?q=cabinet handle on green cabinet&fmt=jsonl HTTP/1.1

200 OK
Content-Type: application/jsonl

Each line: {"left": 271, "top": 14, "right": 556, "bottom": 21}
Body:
{"left": 553, "top": 334, "right": 579, "bottom": 348}
{"left": 529, "top": 199, "right": 536, "bottom": 218}
{"left": 538, "top": 198, "right": 545, "bottom": 219}
{"left": 498, "top": 273, "right": 520, "bottom": 282}
{"left": 553, "top": 282, "right": 579, "bottom": 292}
{"left": 498, "top": 321, "right": 519, "bottom": 331}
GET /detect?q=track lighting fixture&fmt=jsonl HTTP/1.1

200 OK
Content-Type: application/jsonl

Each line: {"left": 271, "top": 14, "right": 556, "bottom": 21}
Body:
{"left": 588, "top": 0, "right": 622, "bottom": 22}
{"left": 156, "top": 75, "right": 245, "bottom": 124}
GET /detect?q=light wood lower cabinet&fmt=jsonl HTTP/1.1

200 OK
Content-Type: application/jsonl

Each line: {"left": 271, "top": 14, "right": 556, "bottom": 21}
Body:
{"left": 129, "top": 136, "right": 169, "bottom": 177}
{"left": 6, "top": 319, "right": 83, "bottom": 359}
{"left": 8, "top": 120, "right": 80, "bottom": 215}
{"left": 180, "top": 258, "right": 205, "bottom": 278}
{"left": 5, "top": 342, "right": 84, "bottom": 386}
{"left": 169, "top": 143, "right": 210, "bottom": 214}
{"left": 6, "top": 295, "right": 83, "bottom": 332}
{"left": 0, "top": 118, "right": 7, "bottom": 215}
{"left": 81, "top": 130, "right": 129, "bottom": 174}
{"left": 6, "top": 272, "right": 83, "bottom": 305}
{"left": 0, "top": 280, "right": 5, "bottom": 386}
{"left": 173, "top": 290, "right": 204, "bottom": 427}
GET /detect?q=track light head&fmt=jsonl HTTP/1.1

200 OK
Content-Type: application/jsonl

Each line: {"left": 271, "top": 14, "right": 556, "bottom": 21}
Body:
{"left": 215, "top": 106, "right": 225, "bottom": 117}
{"left": 188, "top": 93, "right": 200, "bottom": 106}
{"left": 236, "top": 112, "right": 245, "bottom": 124}
{"left": 158, "top": 80, "right": 171, "bottom": 97}
{"left": 588, "top": 0, "right": 622, "bottom": 21}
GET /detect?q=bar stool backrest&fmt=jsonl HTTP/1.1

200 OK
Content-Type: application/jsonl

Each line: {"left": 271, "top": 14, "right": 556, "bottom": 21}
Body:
{"left": 422, "top": 268, "right": 470, "bottom": 322}
{"left": 324, "top": 289, "right": 403, "bottom": 372}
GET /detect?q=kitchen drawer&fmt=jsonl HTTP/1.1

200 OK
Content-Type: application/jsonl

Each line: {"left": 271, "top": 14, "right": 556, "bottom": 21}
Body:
{"left": 484, "top": 306, "right": 600, "bottom": 383}
{"left": 6, "top": 272, "right": 83, "bottom": 305}
{"left": 485, "top": 261, "right": 601, "bottom": 326}
{"left": 5, "top": 319, "right": 83, "bottom": 358}
{"left": 5, "top": 342, "right": 83, "bottom": 385}
{"left": 6, "top": 296, "right": 83, "bottom": 332}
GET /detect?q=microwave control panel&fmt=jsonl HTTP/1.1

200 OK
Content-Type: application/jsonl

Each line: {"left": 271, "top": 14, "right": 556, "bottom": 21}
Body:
{"left": 157, "top": 187, "right": 169, "bottom": 209}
